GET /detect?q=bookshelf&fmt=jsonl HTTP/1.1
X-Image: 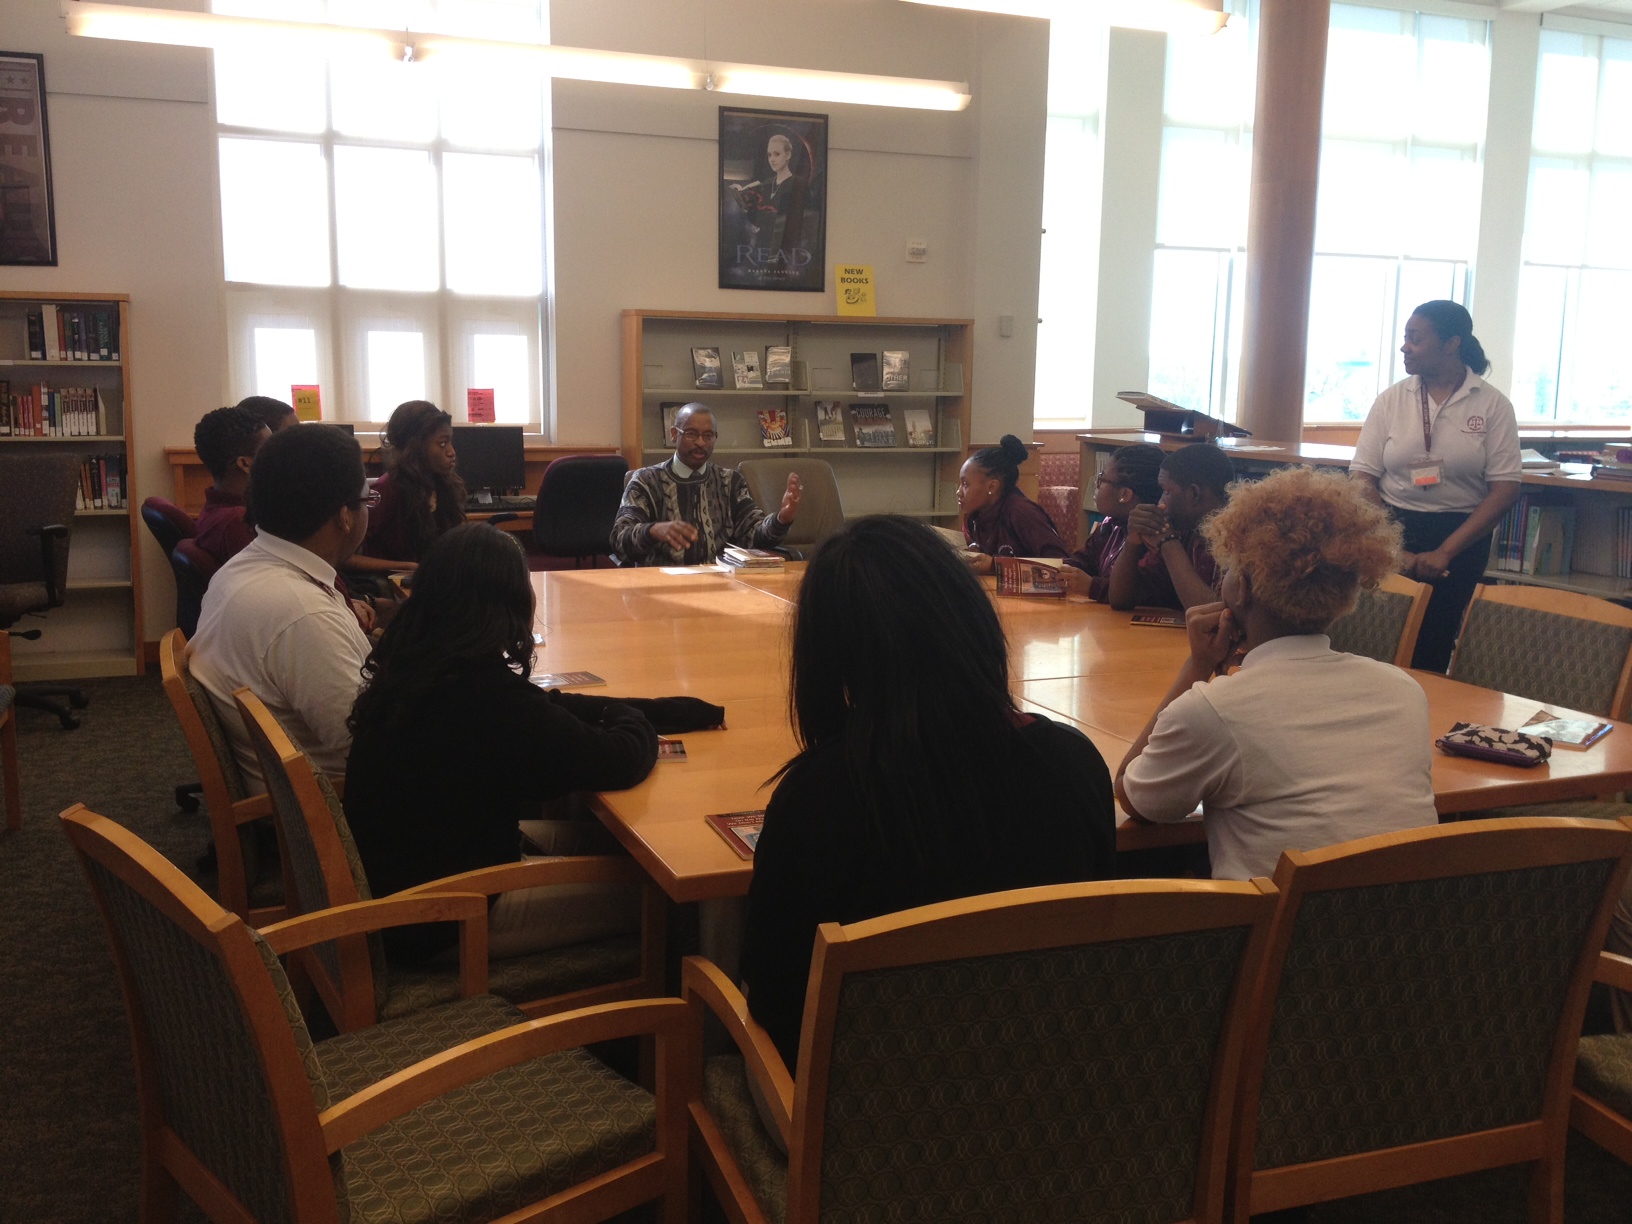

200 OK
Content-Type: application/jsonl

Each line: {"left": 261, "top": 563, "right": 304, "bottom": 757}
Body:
{"left": 621, "top": 310, "right": 973, "bottom": 522}
{"left": 0, "top": 292, "right": 143, "bottom": 680}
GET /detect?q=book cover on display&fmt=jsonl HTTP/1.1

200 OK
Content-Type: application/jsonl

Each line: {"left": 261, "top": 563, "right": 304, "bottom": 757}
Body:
{"left": 706, "top": 810, "right": 766, "bottom": 859}
{"left": 765, "top": 345, "right": 792, "bottom": 385}
{"left": 692, "top": 347, "right": 723, "bottom": 389}
{"left": 815, "top": 400, "right": 846, "bottom": 441}
{"left": 994, "top": 557, "right": 1068, "bottom": 597}
{"left": 732, "top": 350, "right": 763, "bottom": 388}
{"left": 1520, "top": 710, "right": 1613, "bottom": 750}
{"left": 660, "top": 402, "right": 686, "bottom": 444}
{"left": 903, "top": 407, "right": 934, "bottom": 447}
{"left": 850, "top": 352, "right": 881, "bottom": 393}
{"left": 850, "top": 403, "right": 895, "bottom": 447}
{"left": 756, "top": 407, "right": 794, "bottom": 447}
{"left": 881, "top": 350, "right": 910, "bottom": 391}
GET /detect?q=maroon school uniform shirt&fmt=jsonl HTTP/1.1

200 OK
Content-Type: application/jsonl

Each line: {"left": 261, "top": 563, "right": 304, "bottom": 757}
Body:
{"left": 1129, "top": 528, "right": 1220, "bottom": 610}
{"left": 1062, "top": 517, "right": 1127, "bottom": 602}
{"left": 193, "top": 487, "right": 255, "bottom": 569}
{"left": 963, "top": 488, "right": 1069, "bottom": 558}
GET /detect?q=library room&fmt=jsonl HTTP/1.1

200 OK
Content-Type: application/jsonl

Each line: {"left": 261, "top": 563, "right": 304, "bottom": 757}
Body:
{"left": 6, "top": 1, "right": 1632, "bottom": 1221}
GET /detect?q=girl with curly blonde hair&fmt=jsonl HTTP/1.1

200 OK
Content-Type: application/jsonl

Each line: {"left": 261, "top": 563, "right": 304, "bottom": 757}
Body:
{"left": 1115, "top": 466, "right": 1437, "bottom": 881}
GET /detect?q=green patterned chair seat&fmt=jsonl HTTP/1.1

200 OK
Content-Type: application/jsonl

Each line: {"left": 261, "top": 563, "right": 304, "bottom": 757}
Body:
{"left": 381, "top": 933, "right": 642, "bottom": 1021}
{"left": 1451, "top": 601, "right": 1632, "bottom": 718}
{"left": 1327, "top": 585, "right": 1413, "bottom": 665}
{"left": 1575, "top": 1034, "right": 1632, "bottom": 1121}
{"left": 703, "top": 1056, "right": 789, "bottom": 1224}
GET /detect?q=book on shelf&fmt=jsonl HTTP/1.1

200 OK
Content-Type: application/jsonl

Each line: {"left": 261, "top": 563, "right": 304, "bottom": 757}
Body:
{"left": 71, "top": 454, "right": 127, "bottom": 511}
{"left": 850, "top": 402, "right": 895, "bottom": 447}
{"left": 1492, "top": 490, "right": 1574, "bottom": 575}
{"left": 903, "top": 407, "right": 934, "bottom": 447}
{"left": 756, "top": 407, "right": 794, "bottom": 448}
{"left": 722, "top": 545, "right": 784, "bottom": 571}
{"left": 0, "top": 380, "right": 111, "bottom": 437}
{"left": 814, "top": 400, "right": 846, "bottom": 442}
{"left": 993, "top": 556, "right": 1067, "bottom": 597}
{"left": 732, "top": 350, "right": 763, "bottom": 389}
{"left": 764, "top": 345, "right": 792, "bottom": 385}
{"left": 691, "top": 347, "right": 723, "bottom": 389}
{"left": 660, "top": 401, "right": 686, "bottom": 445}
{"left": 25, "top": 305, "right": 120, "bottom": 362}
{"left": 881, "top": 349, "right": 910, "bottom": 391}
{"left": 705, "top": 809, "right": 765, "bottom": 859}
{"left": 1520, "top": 710, "right": 1613, "bottom": 750}
{"left": 850, "top": 351, "right": 881, "bottom": 393}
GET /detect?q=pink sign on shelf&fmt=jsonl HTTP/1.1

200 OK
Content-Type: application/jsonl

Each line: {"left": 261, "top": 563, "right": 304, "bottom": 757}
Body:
{"left": 466, "top": 388, "right": 496, "bottom": 423}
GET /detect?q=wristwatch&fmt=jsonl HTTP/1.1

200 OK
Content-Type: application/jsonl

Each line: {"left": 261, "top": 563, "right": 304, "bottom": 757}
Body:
{"left": 1159, "top": 533, "right": 1182, "bottom": 547}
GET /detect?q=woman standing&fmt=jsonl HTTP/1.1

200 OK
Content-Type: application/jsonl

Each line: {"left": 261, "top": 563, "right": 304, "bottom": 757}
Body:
{"left": 1350, "top": 301, "right": 1521, "bottom": 671}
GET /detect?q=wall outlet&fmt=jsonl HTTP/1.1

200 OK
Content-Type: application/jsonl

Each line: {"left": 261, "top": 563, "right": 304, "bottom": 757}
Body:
{"left": 905, "top": 238, "right": 929, "bottom": 263}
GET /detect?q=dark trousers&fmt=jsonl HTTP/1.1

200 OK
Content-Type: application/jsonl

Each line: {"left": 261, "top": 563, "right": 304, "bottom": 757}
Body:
{"left": 1393, "top": 507, "right": 1491, "bottom": 674}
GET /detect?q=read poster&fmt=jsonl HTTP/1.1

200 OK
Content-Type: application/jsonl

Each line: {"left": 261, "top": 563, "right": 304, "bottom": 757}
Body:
{"left": 718, "top": 106, "right": 828, "bottom": 293}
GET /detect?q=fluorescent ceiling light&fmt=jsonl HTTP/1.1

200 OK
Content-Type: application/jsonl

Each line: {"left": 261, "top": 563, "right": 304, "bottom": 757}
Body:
{"left": 901, "top": 0, "right": 1229, "bottom": 35}
{"left": 61, "top": 1, "right": 972, "bottom": 111}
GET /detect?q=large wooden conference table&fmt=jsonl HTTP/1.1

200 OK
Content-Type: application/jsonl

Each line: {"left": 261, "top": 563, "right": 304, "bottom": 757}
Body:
{"left": 530, "top": 564, "right": 1632, "bottom": 904}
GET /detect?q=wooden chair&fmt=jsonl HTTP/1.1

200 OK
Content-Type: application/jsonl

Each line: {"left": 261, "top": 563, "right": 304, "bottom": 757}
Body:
{"left": 1226, "top": 816, "right": 1632, "bottom": 1223}
{"left": 686, "top": 878, "right": 1279, "bottom": 1224}
{"left": 61, "top": 803, "right": 689, "bottom": 1224}
{"left": 235, "top": 687, "right": 666, "bottom": 1033}
{"left": 0, "top": 631, "right": 18, "bottom": 832}
{"left": 157, "top": 628, "right": 281, "bottom": 923}
{"left": 1326, "top": 572, "right": 1431, "bottom": 669}
{"left": 1450, "top": 583, "right": 1632, "bottom": 721}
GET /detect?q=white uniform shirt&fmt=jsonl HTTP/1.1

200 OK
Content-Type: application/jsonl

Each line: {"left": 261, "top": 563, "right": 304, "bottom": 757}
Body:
{"left": 189, "top": 532, "right": 371, "bottom": 792}
{"left": 1121, "top": 635, "right": 1438, "bottom": 881}
{"left": 1349, "top": 369, "right": 1522, "bottom": 513}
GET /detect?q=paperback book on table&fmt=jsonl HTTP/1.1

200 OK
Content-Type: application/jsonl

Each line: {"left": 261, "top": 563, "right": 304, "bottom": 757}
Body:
{"left": 850, "top": 402, "right": 895, "bottom": 447}
{"left": 722, "top": 545, "right": 784, "bottom": 570}
{"left": 706, "top": 810, "right": 765, "bottom": 859}
{"left": 993, "top": 556, "right": 1068, "bottom": 597}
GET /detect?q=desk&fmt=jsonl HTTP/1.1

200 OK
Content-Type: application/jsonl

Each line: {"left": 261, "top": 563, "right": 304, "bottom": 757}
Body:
{"left": 532, "top": 567, "right": 1632, "bottom": 902}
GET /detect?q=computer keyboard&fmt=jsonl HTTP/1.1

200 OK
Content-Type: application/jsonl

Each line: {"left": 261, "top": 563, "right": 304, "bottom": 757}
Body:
{"left": 466, "top": 494, "right": 536, "bottom": 512}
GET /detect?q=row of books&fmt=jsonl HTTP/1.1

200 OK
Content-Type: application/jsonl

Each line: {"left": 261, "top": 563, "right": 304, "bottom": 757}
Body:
{"left": 661, "top": 401, "right": 936, "bottom": 448}
{"left": 689, "top": 346, "right": 913, "bottom": 392}
{"left": 72, "top": 455, "right": 128, "bottom": 511}
{"left": 26, "top": 304, "right": 122, "bottom": 362}
{"left": 0, "top": 380, "right": 113, "bottom": 436}
{"left": 1491, "top": 492, "right": 1576, "bottom": 577}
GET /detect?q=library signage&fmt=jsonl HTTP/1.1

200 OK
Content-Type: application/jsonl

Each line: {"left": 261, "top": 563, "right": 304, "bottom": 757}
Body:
{"left": 0, "top": 51, "right": 56, "bottom": 266}
{"left": 718, "top": 106, "right": 827, "bottom": 293}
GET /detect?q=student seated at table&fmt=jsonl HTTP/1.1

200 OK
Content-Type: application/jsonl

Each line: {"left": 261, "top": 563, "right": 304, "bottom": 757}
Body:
{"left": 741, "top": 515, "right": 1117, "bottom": 1073}
{"left": 344, "top": 522, "right": 725, "bottom": 964}
{"left": 236, "top": 394, "right": 298, "bottom": 434}
{"left": 192, "top": 405, "right": 270, "bottom": 568}
{"left": 1106, "top": 442, "right": 1233, "bottom": 611}
{"left": 957, "top": 434, "right": 1069, "bottom": 573}
{"left": 1062, "top": 442, "right": 1163, "bottom": 601}
{"left": 1115, "top": 466, "right": 1437, "bottom": 881}
{"left": 358, "top": 399, "right": 467, "bottom": 571}
{"left": 610, "top": 402, "right": 801, "bottom": 566}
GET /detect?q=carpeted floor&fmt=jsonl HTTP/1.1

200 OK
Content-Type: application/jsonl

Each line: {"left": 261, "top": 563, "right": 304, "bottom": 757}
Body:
{"left": 3, "top": 674, "right": 1632, "bottom": 1222}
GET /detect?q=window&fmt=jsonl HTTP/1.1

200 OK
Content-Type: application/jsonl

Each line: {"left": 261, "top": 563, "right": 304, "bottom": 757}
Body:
{"left": 214, "top": 0, "right": 551, "bottom": 429}
{"left": 1511, "top": 29, "right": 1632, "bottom": 423}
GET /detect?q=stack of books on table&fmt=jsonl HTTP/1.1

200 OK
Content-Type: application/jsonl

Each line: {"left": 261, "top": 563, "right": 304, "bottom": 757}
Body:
{"left": 722, "top": 546, "right": 784, "bottom": 571}
{"left": 1591, "top": 447, "right": 1632, "bottom": 482}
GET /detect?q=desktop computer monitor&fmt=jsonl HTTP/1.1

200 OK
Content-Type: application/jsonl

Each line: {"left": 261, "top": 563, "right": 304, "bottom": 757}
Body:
{"left": 305, "top": 420, "right": 355, "bottom": 435}
{"left": 452, "top": 424, "right": 526, "bottom": 495}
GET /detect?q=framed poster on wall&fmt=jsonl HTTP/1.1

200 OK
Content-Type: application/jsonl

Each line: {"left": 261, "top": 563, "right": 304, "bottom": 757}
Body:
{"left": 0, "top": 51, "right": 57, "bottom": 266}
{"left": 718, "top": 106, "right": 827, "bottom": 292}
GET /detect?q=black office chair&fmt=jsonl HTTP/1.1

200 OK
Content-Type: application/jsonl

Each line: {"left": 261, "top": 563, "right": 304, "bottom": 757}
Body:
{"left": 0, "top": 452, "right": 90, "bottom": 729}
{"left": 532, "top": 454, "right": 629, "bottom": 567}
{"left": 140, "top": 495, "right": 196, "bottom": 558}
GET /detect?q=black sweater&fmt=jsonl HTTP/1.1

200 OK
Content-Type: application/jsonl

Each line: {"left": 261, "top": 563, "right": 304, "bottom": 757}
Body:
{"left": 740, "top": 713, "right": 1117, "bottom": 1072}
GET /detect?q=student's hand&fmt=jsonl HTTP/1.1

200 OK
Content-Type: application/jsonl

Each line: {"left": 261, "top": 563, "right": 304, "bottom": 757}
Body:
{"left": 1397, "top": 550, "right": 1417, "bottom": 576}
{"left": 777, "top": 473, "right": 802, "bottom": 524}
{"left": 651, "top": 520, "right": 699, "bottom": 549}
{"left": 1185, "top": 601, "right": 1242, "bottom": 676}
{"left": 1412, "top": 548, "right": 1453, "bottom": 581}
{"left": 1061, "top": 565, "right": 1092, "bottom": 596}
{"left": 349, "top": 599, "right": 376, "bottom": 634}
{"left": 1128, "top": 502, "right": 1168, "bottom": 550}
{"left": 961, "top": 550, "right": 994, "bottom": 575}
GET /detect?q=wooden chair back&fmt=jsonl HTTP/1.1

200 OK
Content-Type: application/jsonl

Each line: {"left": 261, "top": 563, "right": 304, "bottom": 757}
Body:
{"left": 1451, "top": 583, "right": 1632, "bottom": 720}
{"left": 1, "top": 631, "right": 19, "bottom": 831}
{"left": 777, "top": 879, "right": 1279, "bottom": 1224}
{"left": 157, "top": 628, "right": 280, "bottom": 922}
{"left": 1229, "top": 816, "right": 1632, "bottom": 1223}
{"left": 1326, "top": 572, "right": 1430, "bottom": 669}
{"left": 60, "top": 804, "right": 342, "bottom": 1224}
{"left": 234, "top": 687, "right": 380, "bottom": 1031}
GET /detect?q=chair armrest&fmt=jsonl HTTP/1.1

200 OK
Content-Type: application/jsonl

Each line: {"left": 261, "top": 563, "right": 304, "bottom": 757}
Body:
{"left": 682, "top": 955, "right": 794, "bottom": 1148}
{"left": 259, "top": 893, "right": 487, "bottom": 955}
{"left": 28, "top": 524, "right": 70, "bottom": 607}
{"left": 320, "top": 997, "right": 690, "bottom": 1152}
{"left": 396, "top": 855, "right": 646, "bottom": 898}
{"left": 231, "top": 793, "right": 273, "bottom": 824}
{"left": 1597, "top": 950, "right": 1632, "bottom": 993}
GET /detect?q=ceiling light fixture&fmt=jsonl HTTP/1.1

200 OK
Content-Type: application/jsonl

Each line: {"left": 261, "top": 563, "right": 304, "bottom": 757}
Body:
{"left": 62, "top": 1, "right": 973, "bottom": 111}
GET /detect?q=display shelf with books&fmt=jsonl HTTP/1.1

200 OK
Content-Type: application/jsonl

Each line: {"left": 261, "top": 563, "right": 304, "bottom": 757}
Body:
{"left": 0, "top": 291, "right": 143, "bottom": 681}
{"left": 623, "top": 310, "right": 973, "bottom": 522}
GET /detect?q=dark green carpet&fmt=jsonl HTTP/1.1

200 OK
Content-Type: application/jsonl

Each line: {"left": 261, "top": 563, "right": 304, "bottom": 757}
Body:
{"left": 3, "top": 674, "right": 1632, "bottom": 1222}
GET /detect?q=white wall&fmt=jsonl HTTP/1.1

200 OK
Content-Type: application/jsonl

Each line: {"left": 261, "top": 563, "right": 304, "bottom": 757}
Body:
{"left": 0, "top": 0, "right": 1051, "bottom": 643}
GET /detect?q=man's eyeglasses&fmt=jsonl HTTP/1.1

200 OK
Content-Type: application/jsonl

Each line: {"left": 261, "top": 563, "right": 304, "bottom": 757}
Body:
{"left": 1094, "top": 473, "right": 1124, "bottom": 488}
{"left": 679, "top": 429, "right": 718, "bottom": 443}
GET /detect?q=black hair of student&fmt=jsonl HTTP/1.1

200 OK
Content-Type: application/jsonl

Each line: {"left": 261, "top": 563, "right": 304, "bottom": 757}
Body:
{"left": 968, "top": 434, "right": 1031, "bottom": 494}
{"left": 1110, "top": 443, "right": 1164, "bottom": 504}
{"left": 247, "top": 423, "right": 364, "bottom": 542}
{"left": 781, "top": 514, "right": 1022, "bottom": 876}
{"left": 236, "top": 395, "right": 298, "bottom": 431}
{"left": 1160, "top": 442, "right": 1235, "bottom": 498}
{"left": 383, "top": 400, "right": 468, "bottom": 557}
{"left": 349, "top": 524, "right": 534, "bottom": 739}
{"left": 1412, "top": 299, "right": 1490, "bottom": 376}
{"left": 194, "top": 406, "right": 264, "bottom": 480}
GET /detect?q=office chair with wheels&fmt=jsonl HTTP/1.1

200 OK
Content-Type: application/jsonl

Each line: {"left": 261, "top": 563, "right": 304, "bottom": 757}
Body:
{"left": 0, "top": 452, "right": 89, "bottom": 729}
{"left": 169, "top": 538, "right": 219, "bottom": 640}
{"left": 138, "top": 495, "right": 194, "bottom": 558}
{"left": 532, "top": 454, "right": 629, "bottom": 566}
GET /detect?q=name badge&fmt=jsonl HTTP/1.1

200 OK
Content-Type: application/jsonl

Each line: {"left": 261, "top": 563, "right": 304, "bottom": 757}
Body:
{"left": 1409, "top": 454, "right": 1442, "bottom": 488}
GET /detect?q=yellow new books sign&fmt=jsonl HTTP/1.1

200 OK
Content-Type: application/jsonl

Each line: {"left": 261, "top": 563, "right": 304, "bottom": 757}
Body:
{"left": 835, "top": 265, "right": 876, "bottom": 316}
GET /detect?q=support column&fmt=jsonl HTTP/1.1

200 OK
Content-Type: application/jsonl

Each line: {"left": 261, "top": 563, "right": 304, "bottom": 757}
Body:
{"left": 1238, "top": 0, "right": 1330, "bottom": 444}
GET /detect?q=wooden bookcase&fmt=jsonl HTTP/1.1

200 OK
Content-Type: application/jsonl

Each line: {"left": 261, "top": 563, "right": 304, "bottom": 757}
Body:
{"left": 621, "top": 309, "right": 973, "bottom": 523}
{"left": 0, "top": 291, "right": 144, "bottom": 680}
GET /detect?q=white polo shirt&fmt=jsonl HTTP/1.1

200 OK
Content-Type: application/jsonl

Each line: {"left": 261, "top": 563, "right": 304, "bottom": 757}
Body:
{"left": 189, "top": 532, "right": 371, "bottom": 792}
{"left": 1349, "top": 369, "right": 1522, "bottom": 513}
{"left": 1121, "top": 635, "right": 1438, "bottom": 881}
